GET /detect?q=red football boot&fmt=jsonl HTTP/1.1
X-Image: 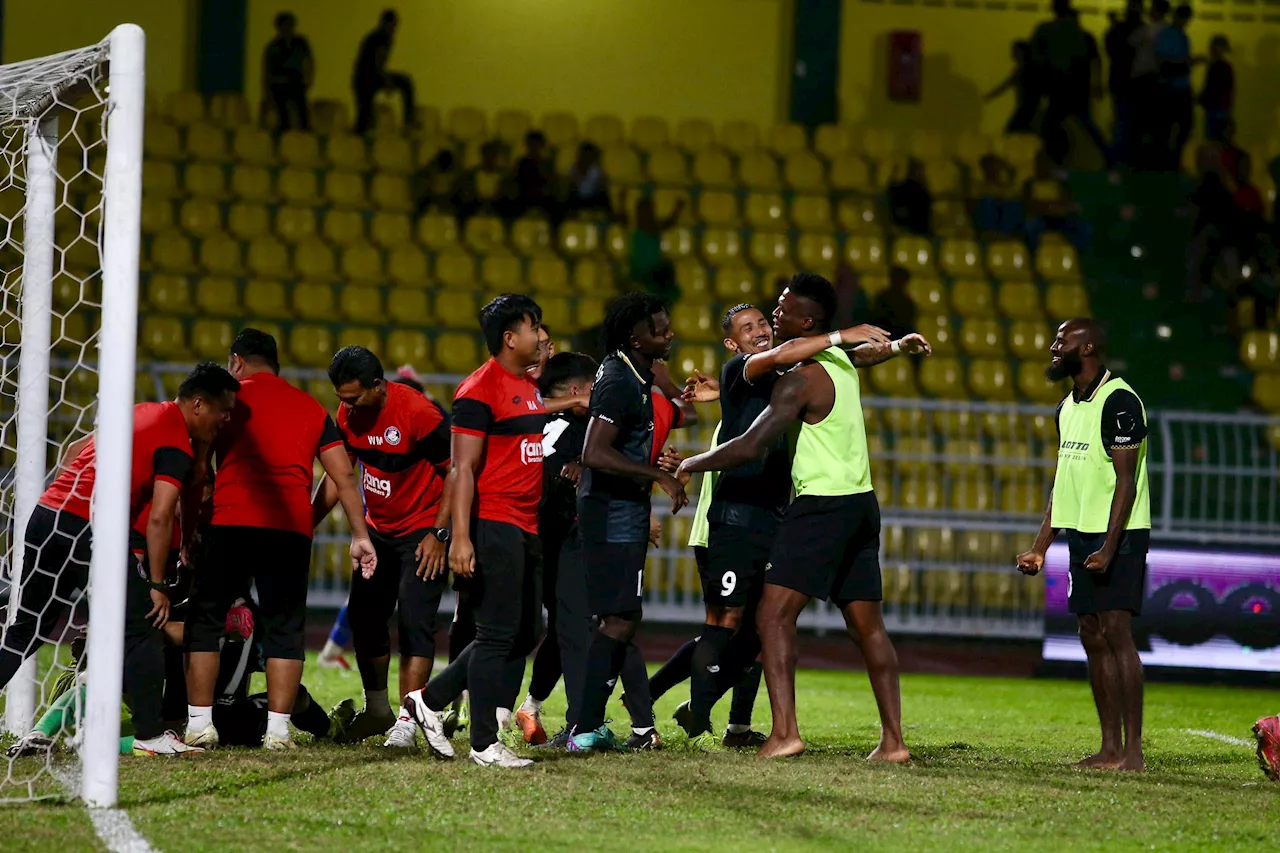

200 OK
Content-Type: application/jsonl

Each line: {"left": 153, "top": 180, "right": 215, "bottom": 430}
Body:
{"left": 1252, "top": 715, "right": 1280, "bottom": 782}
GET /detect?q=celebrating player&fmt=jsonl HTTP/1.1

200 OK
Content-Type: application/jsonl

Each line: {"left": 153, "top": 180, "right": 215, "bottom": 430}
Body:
{"left": 314, "top": 346, "right": 454, "bottom": 748}
{"left": 679, "top": 274, "right": 928, "bottom": 760}
{"left": 404, "top": 294, "right": 547, "bottom": 768}
{"left": 1016, "top": 318, "right": 1151, "bottom": 772}
{"left": 0, "top": 363, "right": 240, "bottom": 756}
{"left": 185, "top": 331, "right": 375, "bottom": 751}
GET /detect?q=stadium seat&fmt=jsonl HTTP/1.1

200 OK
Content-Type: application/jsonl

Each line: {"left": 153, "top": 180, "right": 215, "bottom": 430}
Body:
{"left": 942, "top": 438, "right": 987, "bottom": 476}
{"left": 1018, "top": 360, "right": 1064, "bottom": 402}
{"left": 969, "top": 358, "right": 1015, "bottom": 400}
{"left": 435, "top": 331, "right": 483, "bottom": 373}
{"left": 370, "top": 135, "right": 413, "bottom": 176}
{"left": 696, "top": 190, "right": 739, "bottom": 227}
{"left": 1045, "top": 283, "right": 1089, "bottom": 320}
{"left": 190, "top": 319, "right": 233, "bottom": 360}
{"left": 576, "top": 295, "right": 606, "bottom": 329}
{"left": 371, "top": 173, "right": 413, "bottom": 213}
{"left": 745, "top": 192, "right": 787, "bottom": 229}
{"left": 997, "top": 281, "right": 1044, "bottom": 319}
{"left": 322, "top": 209, "right": 366, "bottom": 246}
{"left": 675, "top": 119, "right": 716, "bottom": 153}
{"left": 909, "top": 129, "right": 946, "bottom": 161}
{"left": 668, "top": 258, "right": 706, "bottom": 300}
{"left": 647, "top": 145, "right": 690, "bottom": 185}
{"left": 275, "top": 206, "right": 317, "bottom": 244}
{"left": 142, "top": 160, "right": 181, "bottom": 199}
{"left": 813, "top": 124, "right": 856, "bottom": 160}
{"left": 183, "top": 162, "right": 227, "bottom": 199}
{"left": 338, "top": 327, "right": 384, "bottom": 354}
{"left": 540, "top": 112, "right": 579, "bottom": 150}
{"left": 1252, "top": 372, "right": 1280, "bottom": 411}
{"left": 163, "top": 91, "right": 206, "bottom": 126}
{"left": 1241, "top": 330, "right": 1280, "bottom": 371}
{"left": 369, "top": 212, "right": 411, "bottom": 250}
{"left": 278, "top": 131, "right": 322, "bottom": 169}
{"left": 338, "top": 285, "right": 384, "bottom": 325}
{"left": 951, "top": 279, "right": 994, "bottom": 317}
{"left": 288, "top": 324, "right": 335, "bottom": 367}
{"left": 893, "top": 435, "right": 936, "bottom": 475}
{"left": 739, "top": 151, "right": 781, "bottom": 190}
{"left": 435, "top": 248, "right": 477, "bottom": 289}
{"left": 177, "top": 199, "right": 221, "bottom": 238}
{"left": 765, "top": 123, "right": 808, "bottom": 158}
{"left": 294, "top": 237, "right": 337, "bottom": 281}
{"left": 464, "top": 215, "right": 507, "bottom": 253}
{"left": 486, "top": 109, "right": 528, "bottom": 147}
{"left": 917, "top": 357, "right": 965, "bottom": 399}
{"left": 829, "top": 153, "right": 874, "bottom": 193}
{"left": 720, "top": 120, "right": 761, "bottom": 154}
{"left": 144, "top": 123, "right": 182, "bottom": 161}
{"left": 923, "top": 158, "right": 961, "bottom": 195}
{"left": 883, "top": 408, "right": 930, "bottom": 439}
{"left": 243, "top": 279, "right": 289, "bottom": 319}
{"left": 673, "top": 345, "right": 719, "bottom": 378}
{"left": 229, "top": 127, "right": 273, "bottom": 167}
{"left": 388, "top": 244, "right": 429, "bottom": 287}
{"left": 528, "top": 255, "right": 570, "bottom": 295}
{"left": 836, "top": 197, "right": 879, "bottom": 233}
{"left": 309, "top": 99, "right": 349, "bottom": 135}
{"left": 700, "top": 228, "right": 742, "bottom": 265}
{"left": 246, "top": 236, "right": 290, "bottom": 279}
{"left": 906, "top": 277, "right": 947, "bottom": 314}
{"left": 939, "top": 239, "right": 982, "bottom": 279}
{"left": 844, "top": 235, "right": 887, "bottom": 273}
{"left": 897, "top": 472, "right": 943, "bottom": 510}
{"left": 693, "top": 149, "right": 735, "bottom": 188}
{"left": 791, "top": 195, "right": 832, "bottom": 232}
{"left": 713, "top": 263, "right": 759, "bottom": 303}
{"left": 198, "top": 232, "right": 243, "bottom": 276}
{"left": 184, "top": 122, "right": 229, "bottom": 163}
{"left": 660, "top": 226, "right": 695, "bottom": 260}
{"left": 986, "top": 240, "right": 1032, "bottom": 280}
{"left": 292, "top": 282, "right": 336, "bottom": 320}
{"left": 892, "top": 236, "right": 934, "bottom": 274}
{"left": 150, "top": 231, "right": 197, "bottom": 274}
{"left": 999, "top": 134, "right": 1043, "bottom": 178}
{"left": 140, "top": 197, "right": 175, "bottom": 235}
{"left": 385, "top": 287, "right": 430, "bottom": 326}
{"left": 146, "top": 274, "right": 193, "bottom": 314}
{"left": 340, "top": 241, "right": 384, "bottom": 284}
{"left": 881, "top": 155, "right": 917, "bottom": 193}
{"left": 538, "top": 295, "right": 572, "bottom": 332}
{"left": 1009, "top": 321, "right": 1051, "bottom": 359}
{"left": 955, "top": 132, "right": 995, "bottom": 168}
{"left": 385, "top": 329, "right": 431, "bottom": 369}
{"left": 227, "top": 203, "right": 269, "bottom": 241}
{"left": 230, "top": 165, "right": 272, "bottom": 203}
{"left": 414, "top": 135, "right": 451, "bottom": 170}
{"left": 932, "top": 199, "right": 973, "bottom": 238}
{"left": 511, "top": 218, "right": 552, "bottom": 256}
{"left": 859, "top": 128, "right": 896, "bottom": 162}
{"left": 650, "top": 188, "right": 692, "bottom": 223}
{"left": 683, "top": 303, "right": 722, "bottom": 343}
{"left": 960, "top": 318, "right": 1005, "bottom": 356}
{"left": 324, "top": 171, "right": 367, "bottom": 210}
{"left": 1036, "top": 241, "right": 1081, "bottom": 281}
{"left": 140, "top": 316, "right": 188, "bottom": 359}
{"left": 416, "top": 211, "right": 459, "bottom": 250}
{"left": 950, "top": 477, "right": 995, "bottom": 512}
{"left": 431, "top": 290, "right": 476, "bottom": 329}
{"left": 999, "top": 474, "right": 1047, "bottom": 514}
{"left": 585, "top": 114, "right": 626, "bottom": 148}
{"left": 325, "top": 133, "right": 369, "bottom": 171}
{"left": 558, "top": 220, "right": 599, "bottom": 257}
{"left": 865, "top": 357, "right": 917, "bottom": 397}
{"left": 796, "top": 233, "right": 840, "bottom": 272}
{"left": 194, "top": 276, "right": 240, "bottom": 317}
{"left": 629, "top": 116, "right": 670, "bottom": 151}
{"left": 277, "top": 168, "right": 322, "bottom": 206}
{"left": 481, "top": 251, "right": 523, "bottom": 290}
{"left": 446, "top": 107, "right": 488, "bottom": 144}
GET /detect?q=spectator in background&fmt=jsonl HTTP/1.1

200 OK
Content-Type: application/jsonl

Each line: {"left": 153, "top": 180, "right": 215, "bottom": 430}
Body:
{"left": 625, "top": 194, "right": 685, "bottom": 304}
{"left": 888, "top": 158, "right": 932, "bottom": 235}
{"left": 1129, "top": 0, "right": 1171, "bottom": 169}
{"left": 970, "top": 153, "right": 1023, "bottom": 237}
{"left": 1199, "top": 35, "right": 1235, "bottom": 143}
{"left": 985, "top": 41, "right": 1042, "bottom": 135}
{"left": 353, "top": 10, "right": 417, "bottom": 134}
{"left": 1104, "top": 0, "right": 1145, "bottom": 164}
{"left": 1186, "top": 169, "right": 1237, "bottom": 300}
{"left": 870, "top": 267, "right": 918, "bottom": 339}
{"left": 1155, "top": 5, "right": 1195, "bottom": 171}
{"left": 1195, "top": 117, "right": 1245, "bottom": 183}
{"left": 564, "top": 143, "right": 611, "bottom": 218}
{"left": 413, "top": 149, "right": 459, "bottom": 216}
{"left": 1232, "top": 152, "right": 1266, "bottom": 259}
{"left": 262, "top": 12, "right": 313, "bottom": 132}
{"left": 1023, "top": 150, "right": 1093, "bottom": 252}
{"left": 514, "top": 131, "right": 558, "bottom": 220}
{"left": 454, "top": 140, "right": 513, "bottom": 223}
{"left": 832, "top": 262, "right": 870, "bottom": 330}
{"left": 1031, "top": 0, "right": 1110, "bottom": 166}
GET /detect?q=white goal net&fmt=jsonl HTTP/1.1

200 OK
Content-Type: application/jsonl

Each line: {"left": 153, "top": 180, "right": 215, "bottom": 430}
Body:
{"left": 0, "top": 25, "right": 145, "bottom": 807}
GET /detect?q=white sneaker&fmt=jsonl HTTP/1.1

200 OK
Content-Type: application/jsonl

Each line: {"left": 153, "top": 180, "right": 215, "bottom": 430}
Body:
{"left": 383, "top": 718, "right": 418, "bottom": 750}
{"left": 263, "top": 732, "right": 296, "bottom": 751}
{"left": 404, "top": 689, "right": 455, "bottom": 759}
{"left": 134, "top": 731, "right": 205, "bottom": 756}
{"left": 496, "top": 707, "right": 513, "bottom": 730}
{"left": 185, "top": 725, "right": 219, "bottom": 749}
{"left": 470, "top": 741, "right": 533, "bottom": 768}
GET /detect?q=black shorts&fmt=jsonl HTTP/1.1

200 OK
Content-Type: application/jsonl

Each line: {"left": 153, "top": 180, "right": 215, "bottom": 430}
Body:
{"left": 186, "top": 525, "right": 312, "bottom": 660}
{"left": 702, "top": 522, "right": 772, "bottom": 608}
{"left": 1067, "top": 529, "right": 1150, "bottom": 616}
{"left": 766, "top": 492, "right": 882, "bottom": 605}
{"left": 582, "top": 539, "right": 647, "bottom": 617}
{"left": 348, "top": 527, "right": 446, "bottom": 660}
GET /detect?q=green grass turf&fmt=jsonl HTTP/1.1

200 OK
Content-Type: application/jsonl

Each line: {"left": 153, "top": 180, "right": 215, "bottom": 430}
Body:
{"left": 2, "top": 654, "right": 1276, "bottom": 852}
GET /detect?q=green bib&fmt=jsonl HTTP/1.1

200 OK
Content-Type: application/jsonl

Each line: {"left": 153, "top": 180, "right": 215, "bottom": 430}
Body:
{"left": 688, "top": 422, "right": 721, "bottom": 548}
{"left": 790, "top": 346, "right": 873, "bottom": 498}
{"left": 1050, "top": 374, "right": 1151, "bottom": 533}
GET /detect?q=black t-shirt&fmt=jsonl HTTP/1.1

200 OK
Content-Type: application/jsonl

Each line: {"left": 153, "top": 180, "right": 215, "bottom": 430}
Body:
{"left": 1054, "top": 374, "right": 1148, "bottom": 451}
{"left": 353, "top": 29, "right": 391, "bottom": 87}
{"left": 264, "top": 36, "right": 312, "bottom": 87}
{"left": 578, "top": 353, "right": 655, "bottom": 543}
{"left": 540, "top": 411, "right": 587, "bottom": 546}
{"left": 709, "top": 354, "right": 791, "bottom": 527}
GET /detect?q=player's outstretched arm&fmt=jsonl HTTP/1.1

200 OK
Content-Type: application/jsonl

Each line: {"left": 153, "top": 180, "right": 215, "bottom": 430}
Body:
{"left": 679, "top": 369, "right": 807, "bottom": 475}
{"left": 1084, "top": 447, "right": 1139, "bottom": 573}
{"left": 850, "top": 333, "right": 932, "bottom": 368}
{"left": 1016, "top": 492, "right": 1057, "bottom": 576}
{"left": 448, "top": 432, "right": 485, "bottom": 578}
{"left": 319, "top": 445, "right": 377, "bottom": 579}
{"left": 742, "top": 324, "right": 891, "bottom": 383}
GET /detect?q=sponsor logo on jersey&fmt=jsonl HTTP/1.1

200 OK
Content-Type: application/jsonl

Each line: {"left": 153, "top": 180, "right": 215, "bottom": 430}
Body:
{"left": 383, "top": 426, "right": 402, "bottom": 446}
{"left": 520, "top": 437, "right": 545, "bottom": 465}
{"left": 1060, "top": 440, "right": 1090, "bottom": 451}
{"left": 363, "top": 469, "right": 392, "bottom": 498}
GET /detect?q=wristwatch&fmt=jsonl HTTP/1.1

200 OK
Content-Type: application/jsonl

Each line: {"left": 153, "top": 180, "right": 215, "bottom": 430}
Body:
{"left": 431, "top": 527, "right": 451, "bottom": 544}
{"left": 147, "top": 579, "right": 170, "bottom": 592}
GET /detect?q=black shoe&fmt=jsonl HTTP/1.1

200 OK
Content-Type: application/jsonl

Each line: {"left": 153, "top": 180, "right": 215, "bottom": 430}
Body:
{"left": 722, "top": 729, "right": 768, "bottom": 749}
{"left": 672, "top": 701, "right": 711, "bottom": 738}
{"left": 535, "top": 728, "right": 572, "bottom": 750}
{"left": 624, "top": 729, "right": 663, "bottom": 750}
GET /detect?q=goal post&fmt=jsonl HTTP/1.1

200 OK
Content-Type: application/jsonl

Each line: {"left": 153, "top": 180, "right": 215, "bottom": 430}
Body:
{"left": 0, "top": 24, "right": 144, "bottom": 809}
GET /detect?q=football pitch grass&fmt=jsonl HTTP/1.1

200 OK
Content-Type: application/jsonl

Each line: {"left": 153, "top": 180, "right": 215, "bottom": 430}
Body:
{"left": 4, "top": 655, "right": 1276, "bottom": 852}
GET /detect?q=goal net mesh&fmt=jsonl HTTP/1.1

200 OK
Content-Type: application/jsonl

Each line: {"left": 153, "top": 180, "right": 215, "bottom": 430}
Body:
{"left": 0, "top": 39, "right": 114, "bottom": 803}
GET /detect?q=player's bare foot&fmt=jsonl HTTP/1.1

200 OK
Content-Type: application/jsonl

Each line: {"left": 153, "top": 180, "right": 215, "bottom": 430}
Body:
{"left": 867, "top": 743, "right": 911, "bottom": 763}
{"left": 1073, "top": 751, "right": 1123, "bottom": 769}
{"left": 757, "top": 735, "right": 806, "bottom": 758}
{"left": 1117, "top": 753, "right": 1146, "bottom": 772}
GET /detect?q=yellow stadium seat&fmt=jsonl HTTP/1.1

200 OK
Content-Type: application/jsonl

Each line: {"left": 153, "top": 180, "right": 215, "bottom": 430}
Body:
{"left": 446, "top": 107, "right": 488, "bottom": 144}
{"left": 177, "top": 198, "right": 221, "bottom": 238}
{"left": 371, "top": 173, "right": 413, "bottom": 213}
{"left": 629, "top": 116, "right": 669, "bottom": 151}
{"left": 910, "top": 130, "right": 947, "bottom": 161}
{"left": 185, "top": 122, "right": 229, "bottom": 163}
{"left": 511, "top": 218, "right": 552, "bottom": 256}
{"left": 830, "top": 153, "right": 873, "bottom": 193}
{"left": 435, "top": 331, "right": 482, "bottom": 373}
{"left": 146, "top": 274, "right": 193, "bottom": 314}
{"left": 745, "top": 192, "right": 787, "bottom": 229}
{"left": 190, "top": 319, "right": 233, "bottom": 360}
{"left": 942, "top": 438, "right": 987, "bottom": 476}
{"left": 693, "top": 149, "right": 735, "bottom": 188}
{"left": 227, "top": 203, "right": 269, "bottom": 241}
{"left": 540, "top": 111, "right": 579, "bottom": 150}
{"left": 539, "top": 295, "right": 573, "bottom": 331}
{"left": 433, "top": 290, "right": 477, "bottom": 329}
{"left": 960, "top": 318, "right": 1006, "bottom": 356}
{"left": 998, "top": 281, "right": 1044, "bottom": 319}
{"left": 987, "top": 241, "right": 1032, "bottom": 280}
{"left": 1045, "top": 283, "right": 1089, "bottom": 320}
{"left": 1252, "top": 372, "right": 1280, "bottom": 411}
{"left": 435, "top": 248, "right": 477, "bottom": 289}
{"left": 937, "top": 238, "right": 980, "bottom": 278}
{"left": 416, "top": 211, "right": 459, "bottom": 250}
{"left": 673, "top": 345, "right": 719, "bottom": 378}
{"left": 465, "top": 216, "right": 507, "bottom": 253}
{"left": 956, "top": 132, "right": 995, "bottom": 168}
{"left": 782, "top": 151, "right": 826, "bottom": 192}
{"left": 183, "top": 162, "right": 227, "bottom": 199}
{"left": 951, "top": 279, "right": 994, "bottom": 318}
{"left": 682, "top": 303, "right": 722, "bottom": 343}
{"left": 999, "top": 134, "right": 1043, "bottom": 176}
{"left": 788, "top": 195, "right": 831, "bottom": 232}
{"left": 915, "top": 314, "right": 953, "bottom": 356}
{"left": 140, "top": 197, "right": 175, "bottom": 235}
{"left": 325, "top": 133, "right": 369, "bottom": 171}
{"left": 369, "top": 136, "right": 413, "bottom": 176}
{"left": 844, "top": 234, "right": 887, "bottom": 273}
{"left": 337, "top": 327, "right": 383, "bottom": 354}
{"left": 247, "top": 236, "right": 290, "bottom": 279}
{"left": 999, "top": 474, "right": 1048, "bottom": 515}
{"left": 675, "top": 119, "right": 716, "bottom": 153}
{"left": 1018, "top": 360, "right": 1065, "bottom": 402}
{"left": 882, "top": 407, "right": 930, "bottom": 436}
{"left": 932, "top": 199, "right": 973, "bottom": 238}
{"left": 906, "top": 277, "right": 947, "bottom": 314}
{"left": 674, "top": 258, "right": 710, "bottom": 299}
{"left": 1036, "top": 242, "right": 1082, "bottom": 281}
{"left": 738, "top": 151, "right": 780, "bottom": 190}
{"left": 720, "top": 120, "right": 761, "bottom": 154}
{"left": 231, "top": 127, "right": 274, "bottom": 167}
{"left": 385, "top": 287, "right": 430, "bottom": 326}
{"left": 866, "top": 357, "right": 917, "bottom": 396}
{"left": 413, "top": 135, "right": 451, "bottom": 170}
{"left": 969, "top": 358, "right": 1015, "bottom": 400}
{"left": 309, "top": 99, "right": 348, "bottom": 135}
{"left": 142, "top": 161, "right": 181, "bottom": 198}
{"left": 834, "top": 197, "right": 877, "bottom": 233}
{"left": 493, "top": 109, "right": 533, "bottom": 146}
{"left": 386, "top": 329, "right": 432, "bottom": 368}
{"left": 163, "top": 91, "right": 205, "bottom": 126}
{"left": 713, "top": 263, "right": 759, "bottom": 303}
{"left": 340, "top": 242, "right": 384, "bottom": 284}
{"left": 145, "top": 123, "right": 182, "bottom": 161}
{"left": 230, "top": 165, "right": 272, "bottom": 203}
{"left": 923, "top": 158, "right": 961, "bottom": 195}
{"left": 277, "top": 168, "right": 321, "bottom": 206}
{"left": 951, "top": 478, "right": 995, "bottom": 512}
{"left": 585, "top": 114, "right": 626, "bottom": 148}
{"left": 198, "top": 232, "right": 243, "bottom": 276}
{"left": 322, "top": 209, "right": 365, "bottom": 246}
{"left": 528, "top": 255, "right": 570, "bottom": 294}
{"left": 604, "top": 225, "right": 629, "bottom": 262}
{"left": 857, "top": 128, "right": 895, "bottom": 162}
{"left": 893, "top": 435, "right": 936, "bottom": 475}
{"left": 243, "top": 278, "right": 289, "bottom": 319}
{"left": 194, "top": 276, "right": 240, "bottom": 317}
{"left": 387, "top": 245, "right": 429, "bottom": 287}
{"left": 813, "top": 124, "right": 856, "bottom": 160}
{"left": 140, "top": 316, "right": 188, "bottom": 359}
{"left": 363, "top": 213, "right": 408, "bottom": 251}
{"left": 602, "top": 144, "right": 643, "bottom": 185}
{"left": 1009, "top": 321, "right": 1051, "bottom": 359}
{"left": 766, "top": 123, "right": 808, "bottom": 158}
{"left": 288, "top": 324, "right": 334, "bottom": 367}
{"left": 295, "top": 237, "right": 336, "bottom": 281}
{"left": 696, "top": 190, "right": 739, "bottom": 227}
{"left": 576, "top": 295, "right": 606, "bottom": 329}
{"left": 892, "top": 236, "right": 934, "bottom": 274}
{"left": 572, "top": 258, "right": 611, "bottom": 294}
{"left": 324, "top": 171, "right": 366, "bottom": 210}
{"left": 291, "top": 282, "right": 335, "bottom": 320}
{"left": 1242, "top": 330, "right": 1280, "bottom": 371}
{"left": 558, "top": 220, "right": 599, "bottom": 257}
{"left": 650, "top": 188, "right": 691, "bottom": 223}
{"left": 700, "top": 228, "right": 742, "bottom": 265}
{"left": 660, "top": 227, "right": 695, "bottom": 260}
{"left": 150, "top": 231, "right": 197, "bottom": 274}
{"left": 647, "top": 145, "right": 689, "bottom": 185}
{"left": 338, "top": 284, "right": 384, "bottom": 324}
{"left": 796, "top": 233, "right": 839, "bottom": 271}
{"left": 208, "top": 92, "right": 250, "bottom": 127}
{"left": 481, "top": 251, "right": 523, "bottom": 290}
{"left": 278, "top": 131, "right": 321, "bottom": 168}
{"left": 897, "top": 472, "right": 943, "bottom": 510}
{"left": 275, "top": 206, "right": 317, "bottom": 244}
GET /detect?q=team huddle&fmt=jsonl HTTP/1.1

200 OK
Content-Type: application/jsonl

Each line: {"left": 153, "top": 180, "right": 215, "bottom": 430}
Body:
{"left": 1, "top": 271, "right": 1175, "bottom": 773}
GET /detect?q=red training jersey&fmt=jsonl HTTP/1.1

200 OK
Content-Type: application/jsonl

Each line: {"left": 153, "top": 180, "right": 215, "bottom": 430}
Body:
{"left": 210, "top": 372, "right": 343, "bottom": 538}
{"left": 338, "top": 380, "right": 451, "bottom": 536}
{"left": 452, "top": 358, "right": 547, "bottom": 535}
{"left": 650, "top": 393, "right": 685, "bottom": 465}
{"left": 40, "top": 401, "right": 194, "bottom": 532}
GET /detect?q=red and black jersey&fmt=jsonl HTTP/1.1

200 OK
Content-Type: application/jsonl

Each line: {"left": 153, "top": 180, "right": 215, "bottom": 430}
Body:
{"left": 650, "top": 393, "right": 685, "bottom": 465}
{"left": 211, "top": 372, "right": 343, "bottom": 538}
{"left": 452, "top": 358, "right": 547, "bottom": 535}
{"left": 40, "top": 401, "right": 193, "bottom": 531}
{"left": 338, "top": 380, "right": 451, "bottom": 536}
